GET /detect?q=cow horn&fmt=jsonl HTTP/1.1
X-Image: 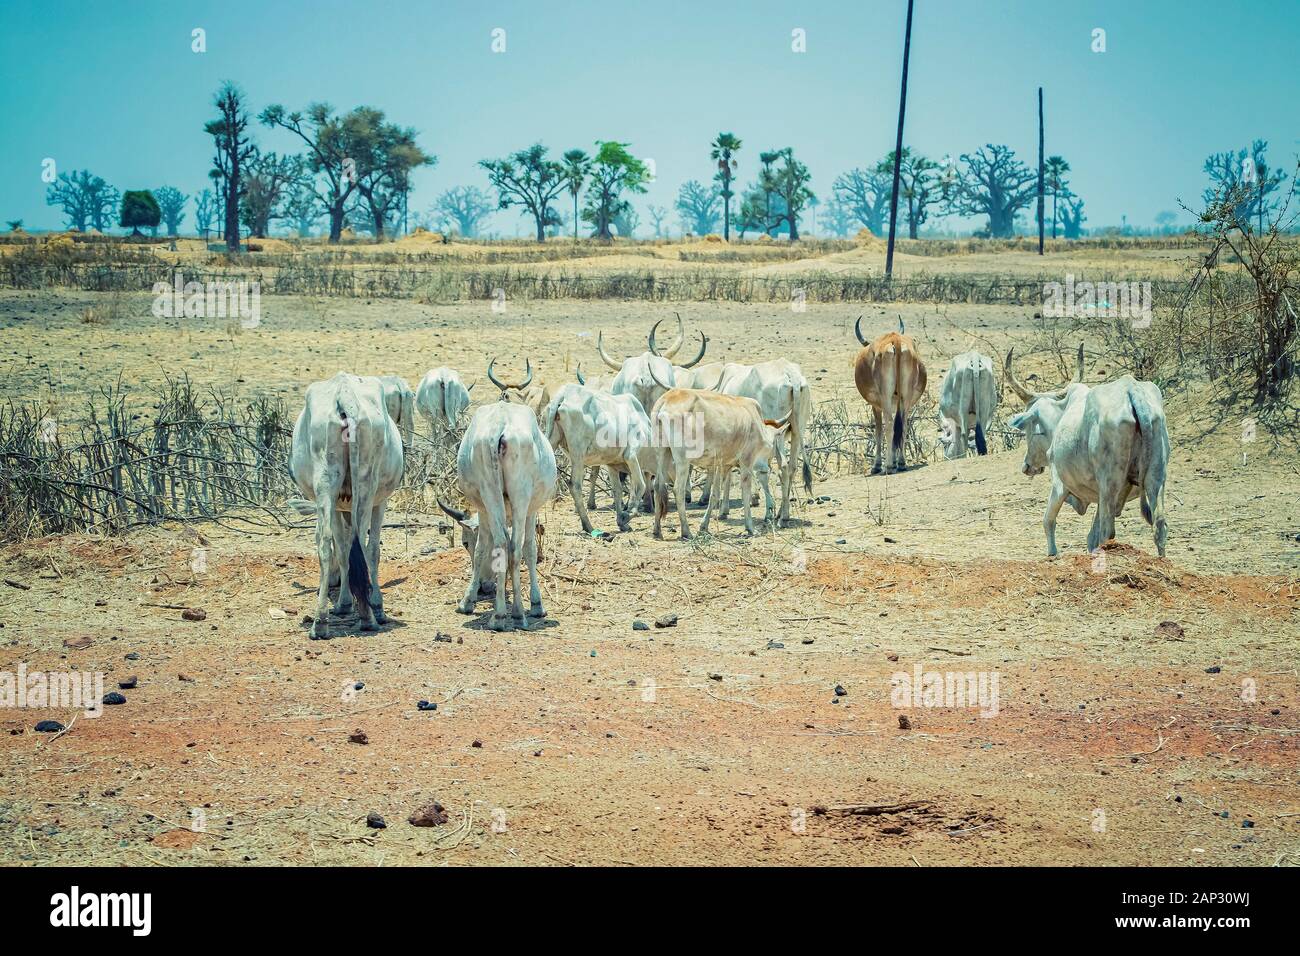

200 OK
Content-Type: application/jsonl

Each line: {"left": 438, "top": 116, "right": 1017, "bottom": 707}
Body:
{"left": 1003, "top": 347, "right": 1037, "bottom": 404}
{"left": 465, "top": 378, "right": 477, "bottom": 392}
{"left": 766, "top": 412, "right": 792, "bottom": 429}
{"left": 648, "top": 360, "right": 675, "bottom": 393}
{"left": 678, "top": 331, "right": 708, "bottom": 369}
{"left": 648, "top": 318, "right": 662, "bottom": 356}
{"left": 438, "top": 498, "right": 468, "bottom": 522}
{"left": 575, "top": 363, "right": 586, "bottom": 386}
{"left": 487, "top": 357, "right": 508, "bottom": 392}
{"left": 517, "top": 359, "right": 533, "bottom": 391}
{"left": 664, "top": 312, "right": 686, "bottom": 358}
{"left": 596, "top": 331, "right": 623, "bottom": 371}
{"left": 898, "top": 315, "right": 906, "bottom": 335}
{"left": 854, "top": 315, "right": 869, "bottom": 346}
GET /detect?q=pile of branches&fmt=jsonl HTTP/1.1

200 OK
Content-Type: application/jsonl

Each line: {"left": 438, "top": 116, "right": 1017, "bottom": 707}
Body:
{"left": 0, "top": 377, "right": 294, "bottom": 541}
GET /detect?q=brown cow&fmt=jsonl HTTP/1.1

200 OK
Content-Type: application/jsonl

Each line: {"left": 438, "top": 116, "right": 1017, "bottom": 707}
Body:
{"left": 853, "top": 316, "right": 927, "bottom": 474}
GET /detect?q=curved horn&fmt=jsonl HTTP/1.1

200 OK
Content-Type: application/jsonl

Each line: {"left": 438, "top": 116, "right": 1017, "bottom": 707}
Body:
{"left": 765, "top": 411, "right": 792, "bottom": 429}
{"left": 438, "top": 498, "right": 468, "bottom": 522}
{"left": 487, "top": 357, "right": 508, "bottom": 392}
{"left": 678, "top": 331, "right": 708, "bottom": 369}
{"left": 1071, "top": 341, "right": 1084, "bottom": 384}
{"left": 517, "top": 358, "right": 533, "bottom": 392}
{"left": 465, "top": 377, "right": 477, "bottom": 392}
{"left": 854, "top": 315, "right": 869, "bottom": 346}
{"left": 648, "top": 318, "right": 662, "bottom": 356}
{"left": 596, "top": 331, "right": 623, "bottom": 371}
{"left": 663, "top": 312, "right": 686, "bottom": 358}
{"left": 898, "top": 315, "right": 906, "bottom": 335}
{"left": 575, "top": 363, "right": 586, "bottom": 386}
{"left": 647, "top": 359, "right": 675, "bottom": 393}
{"left": 1003, "top": 347, "right": 1037, "bottom": 404}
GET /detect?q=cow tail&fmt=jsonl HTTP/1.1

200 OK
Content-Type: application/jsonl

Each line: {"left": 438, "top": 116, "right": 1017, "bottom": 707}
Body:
{"left": 486, "top": 430, "right": 513, "bottom": 559}
{"left": 791, "top": 384, "right": 813, "bottom": 496}
{"left": 1128, "top": 387, "right": 1166, "bottom": 529}
{"left": 892, "top": 407, "right": 905, "bottom": 457}
{"left": 974, "top": 421, "right": 988, "bottom": 456}
{"left": 338, "top": 384, "right": 373, "bottom": 613}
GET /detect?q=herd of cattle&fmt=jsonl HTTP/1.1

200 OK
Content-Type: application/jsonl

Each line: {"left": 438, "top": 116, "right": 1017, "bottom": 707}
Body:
{"left": 285, "top": 315, "right": 1171, "bottom": 636}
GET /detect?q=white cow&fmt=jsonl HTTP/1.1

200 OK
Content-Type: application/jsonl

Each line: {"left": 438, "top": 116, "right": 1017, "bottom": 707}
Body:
{"left": 1008, "top": 375, "right": 1169, "bottom": 558}
{"left": 596, "top": 316, "right": 710, "bottom": 420}
{"left": 439, "top": 401, "right": 557, "bottom": 631}
{"left": 937, "top": 351, "right": 997, "bottom": 459}
{"left": 415, "top": 366, "right": 473, "bottom": 437}
{"left": 288, "top": 373, "right": 405, "bottom": 639}
{"left": 543, "top": 383, "right": 652, "bottom": 533}
{"left": 648, "top": 365, "right": 789, "bottom": 539}
{"left": 375, "top": 375, "right": 416, "bottom": 451}
{"left": 711, "top": 359, "right": 813, "bottom": 525}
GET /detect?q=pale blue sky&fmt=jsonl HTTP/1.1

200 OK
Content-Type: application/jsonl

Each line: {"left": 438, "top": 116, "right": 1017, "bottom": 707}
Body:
{"left": 2, "top": 0, "right": 1297, "bottom": 235}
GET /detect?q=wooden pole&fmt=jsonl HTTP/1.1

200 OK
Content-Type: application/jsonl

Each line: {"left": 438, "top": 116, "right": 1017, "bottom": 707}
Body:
{"left": 885, "top": 0, "right": 915, "bottom": 278}
{"left": 1037, "top": 87, "right": 1045, "bottom": 255}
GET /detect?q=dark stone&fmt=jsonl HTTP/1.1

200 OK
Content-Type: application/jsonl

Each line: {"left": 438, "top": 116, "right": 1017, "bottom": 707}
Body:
{"left": 102, "top": 692, "right": 127, "bottom": 705}
{"left": 417, "top": 700, "right": 437, "bottom": 711}
{"left": 118, "top": 676, "right": 138, "bottom": 689}
{"left": 654, "top": 613, "right": 678, "bottom": 628}
{"left": 632, "top": 620, "right": 650, "bottom": 631}
{"left": 366, "top": 811, "right": 387, "bottom": 829}
{"left": 834, "top": 684, "right": 847, "bottom": 697}
{"left": 35, "top": 720, "right": 64, "bottom": 733}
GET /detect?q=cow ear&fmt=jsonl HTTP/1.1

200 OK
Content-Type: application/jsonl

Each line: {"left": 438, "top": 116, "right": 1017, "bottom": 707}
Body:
{"left": 1007, "top": 411, "right": 1031, "bottom": 432}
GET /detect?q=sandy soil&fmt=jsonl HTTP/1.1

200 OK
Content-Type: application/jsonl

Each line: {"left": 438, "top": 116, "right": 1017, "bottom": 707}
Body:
{"left": 1, "top": 291, "right": 1297, "bottom": 867}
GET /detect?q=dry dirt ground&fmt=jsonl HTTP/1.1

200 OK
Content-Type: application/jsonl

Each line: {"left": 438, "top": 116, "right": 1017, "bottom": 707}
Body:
{"left": 1, "top": 290, "right": 1297, "bottom": 866}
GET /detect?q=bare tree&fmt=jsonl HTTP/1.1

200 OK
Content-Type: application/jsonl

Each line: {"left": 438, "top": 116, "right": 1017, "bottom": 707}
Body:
{"left": 480, "top": 144, "right": 569, "bottom": 242}
{"left": 675, "top": 180, "right": 721, "bottom": 235}
{"left": 206, "top": 81, "right": 255, "bottom": 252}
{"left": 154, "top": 187, "right": 189, "bottom": 237}
{"left": 45, "top": 170, "right": 118, "bottom": 232}
{"left": 434, "top": 186, "right": 494, "bottom": 238}
{"left": 833, "top": 167, "right": 892, "bottom": 235}
{"left": 194, "top": 188, "right": 216, "bottom": 239}
{"left": 240, "top": 153, "right": 306, "bottom": 237}
{"left": 948, "top": 144, "right": 1039, "bottom": 238}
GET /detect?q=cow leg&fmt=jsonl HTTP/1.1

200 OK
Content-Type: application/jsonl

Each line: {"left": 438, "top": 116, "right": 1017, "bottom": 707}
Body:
{"left": 508, "top": 509, "right": 528, "bottom": 625}
{"left": 613, "top": 463, "right": 635, "bottom": 532}
{"left": 890, "top": 399, "right": 906, "bottom": 472}
{"left": 456, "top": 531, "right": 486, "bottom": 615}
{"left": 311, "top": 508, "right": 335, "bottom": 639}
{"left": 757, "top": 460, "right": 776, "bottom": 525}
{"left": 570, "top": 448, "right": 595, "bottom": 533}
{"left": 489, "top": 531, "right": 510, "bottom": 631}
{"left": 674, "top": 455, "right": 693, "bottom": 540}
{"left": 1090, "top": 474, "right": 1120, "bottom": 554}
{"left": 525, "top": 520, "right": 545, "bottom": 618}
{"left": 349, "top": 502, "right": 379, "bottom": 632}
{"left": 330, "top": 510, "right": 353, "bottom": 616}
{"left": 871, "top": 407, "right": 884, "bottom": 474}
{"left": 367, "top": 501, "right": 388, "bottom": 624}
{"left": 586, "top": 466, "right": 600, "bottom": 510}
{"left": 740, "top": 467, "right": 756, "bottom": 536}
{"left": 778, "top": 443, "right": 794, "bottom": 525}
{"left": 718, "top": 469, "right": 732, "bottom": 519}
{"left": 1044, "top": 477, "right": 1068, "bottom": 557}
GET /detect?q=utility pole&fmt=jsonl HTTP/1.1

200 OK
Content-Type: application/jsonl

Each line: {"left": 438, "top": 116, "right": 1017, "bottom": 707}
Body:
{"left": 1037, "top": 87, "right": 1045, "bottom": 255}
{"left": 884, "top": 0, "right": 915, "bottom": 279}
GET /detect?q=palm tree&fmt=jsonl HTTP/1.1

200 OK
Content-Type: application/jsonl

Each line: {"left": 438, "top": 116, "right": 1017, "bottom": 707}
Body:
{"left": 710, "top": 132, "right": 742, "bottom": 241}
{"left": 561, "top": 149, "right": 590, "bottom": 240}
{"left": 759, "top": 150, "right": 782, "bottom": 233}
{"left": 1044, "top": 156, "right": 1070, "bottom": 239}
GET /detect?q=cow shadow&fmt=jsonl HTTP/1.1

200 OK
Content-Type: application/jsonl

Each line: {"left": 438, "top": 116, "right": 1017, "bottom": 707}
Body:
{"left": 460, "top": 610, "right": 561, "bottom": 633}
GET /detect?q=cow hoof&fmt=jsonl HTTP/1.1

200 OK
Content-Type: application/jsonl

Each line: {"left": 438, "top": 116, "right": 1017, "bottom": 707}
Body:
{"left": 455, "top": 601, "right": 475, "bottom": 615}
{"left": 490, "top": 617, "right": 511, "bottom": 632}
{"left": 870, "top": 465, "right": 882, "bottom": 475}
{"left": 372, "top": 610, "right": 388, "bottom": 625}
{"left": 528, "top": 604, "right": 546, "bottom": 619}
{"left": 309, "top": 625, "right": 330, "bottom": 641}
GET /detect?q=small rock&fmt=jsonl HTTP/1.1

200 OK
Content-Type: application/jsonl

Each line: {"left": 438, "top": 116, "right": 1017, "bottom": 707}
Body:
{"left": 125, "top": 652, "right": 140, "bottom": 661}
{"left": 177, "top": 673, "right": 195, "bottom": 682}
{"left": 417, "top": 700, "right": 437, "bottom": 712}
{"left": 835, "top": 538, "right": 847, "bottom": 545}
{"left": 408, "top": 801, "right": 448, "bottom": 827}
{"left": 654, "top": 613, "right": 678, "bottom": 629}
{"left": 766, "top": 640, "right": 785, "bottom": 650}
{"left": 433, "top": 632, "right": 453, "bottom": 643}
{"left": 632, "top": 620, "right": 650, "bottom": 631}
{"left": 1155, "top": 621, "right": 1185, "bottom": 640}
{"left": 886, "top": 653, "right": 899, "bottom": 662}
{"left": 366, "top": 811, "right": 386, "bottom": 829}
{"left": 118, "top": 676, "right": 138, "bottom": 690}
{"left": 181, "top": 608, "right": 207, "bottom": 622}
{"left": 348, "top": 729, "right": 369, "bottom": 745}
{"left": 1205, "top": 665, "right": 1222, "bottom": 674}
{"left": 1242, "top": 819, "right": 1255, "bottom": 828}
{"left": 471, "top": 739, "right": 483, "bottom": 748}
{"left": 708, "top": 673, "right": 723, "bottom": 682}
{"left": 801, "top": 637, "right": 815, "bottom": 645}
{"left": 834, "top": 684, "right": 847, "bottom": 697}
{"left": 34, "top": 720, "right": 65, "bottom": 733}
{"left": 102, "top": 692, "right": 127, "bottom": 706}
{"left": 898, "top": 714, "right": 912, "bottom": 730}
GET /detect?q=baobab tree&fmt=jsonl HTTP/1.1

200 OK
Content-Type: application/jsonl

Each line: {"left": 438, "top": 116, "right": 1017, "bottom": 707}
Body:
{"left": 206, "top": 82, "right": 255, "bottom": 252}
{"left": 948, "top": 144, "right": 1039, "bottom": 238}
{"left": 581, "top": 141, "right": 648, "bottom": 240}
{"left": 833, "top": 166, "right": 892, "bottom": 235}
{"left": 675, "top": 180, "right": 721, "bottom": 235}
{"left": 434, "top": 186, "right": 494, "bottom": 238}
{"left": 154, "top": 186, "right": 189, "bottom": 237}
{"left": 45, "top": 170, "right": 119, "bottom": 232}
